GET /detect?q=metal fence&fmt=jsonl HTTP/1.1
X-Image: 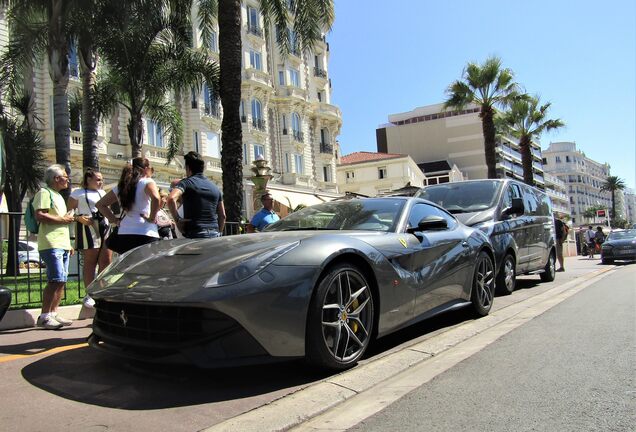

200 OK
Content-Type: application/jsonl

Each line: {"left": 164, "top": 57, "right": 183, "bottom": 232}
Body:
{"left": 0, "top": 212, "right": 245, "bottom": 309}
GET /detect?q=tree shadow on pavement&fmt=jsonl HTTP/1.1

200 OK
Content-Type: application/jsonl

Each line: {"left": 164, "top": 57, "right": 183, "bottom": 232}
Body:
{"left": 21, "top": 347, "right": 331, "bottom": 409}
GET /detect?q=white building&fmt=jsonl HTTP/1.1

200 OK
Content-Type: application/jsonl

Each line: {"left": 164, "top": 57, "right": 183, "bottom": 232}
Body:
{"left": 0, "top": 3, "right": 342, "bottom": 220}
{"left": 542, "top": 141, "right": 612, "bottom": 225}
{"left": 337, "top": 152, "right": 426, "bottom": 197}
{"left": 376, "top": 103, "right": 545, "bottom": 186}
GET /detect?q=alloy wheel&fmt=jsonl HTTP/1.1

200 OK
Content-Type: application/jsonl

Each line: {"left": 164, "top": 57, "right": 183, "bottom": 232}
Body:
{"left": 320, "top": 270, "right": 373, "bottom": 363}
{"left": 475, "top": 254, "right": 495, "bottom": 309}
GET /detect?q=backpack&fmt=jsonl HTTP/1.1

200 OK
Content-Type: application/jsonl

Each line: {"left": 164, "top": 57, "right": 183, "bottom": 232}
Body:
{"left": 24, "top": 188, "right": 52, "bottom": 234}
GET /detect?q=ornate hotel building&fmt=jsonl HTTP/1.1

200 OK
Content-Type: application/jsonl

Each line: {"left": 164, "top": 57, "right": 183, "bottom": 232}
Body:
{"left": 0, "top": 3, "right": 342, "bottom": 219}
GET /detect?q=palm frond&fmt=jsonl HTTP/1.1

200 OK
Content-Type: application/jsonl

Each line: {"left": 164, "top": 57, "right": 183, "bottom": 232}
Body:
{"left": 146, "top": 100, "right": 184, "bottom": 162}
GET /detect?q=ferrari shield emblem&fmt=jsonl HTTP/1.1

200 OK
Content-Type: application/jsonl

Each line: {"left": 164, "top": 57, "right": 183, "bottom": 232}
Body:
{"left": 399, "top": 238, "right": 408, "bottom": 248}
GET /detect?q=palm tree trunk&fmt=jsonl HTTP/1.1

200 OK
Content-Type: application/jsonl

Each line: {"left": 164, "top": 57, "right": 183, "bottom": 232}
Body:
{"left": 48, "top": 0, "right": 71, "bottom": 195}
{"left": 480, "top": 106, "right": 498, "bottom": 179}
{"left": 218, "top": 0, "right": 244, "bottom": 224}
{"left": 128, "top": 111, "right": 144, "bottom": 158}
{"left": 611, "top": 190, "right": 615, "bottom": 223}
{"left": 519, "top": 135, "right": 534, "bottom": 186}
{"left": 79, "top": 41, "right": 100, "bottom": 171}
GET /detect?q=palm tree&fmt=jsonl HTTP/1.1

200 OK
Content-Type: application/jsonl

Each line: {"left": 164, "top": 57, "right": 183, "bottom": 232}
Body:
{"left": 208, "top": 0, "right": 334, "bottom": 224}
{"left": 600, "top": 176, "right": 626, "bottom": 223}
{"left": 444, "top": 56, "right": 520, "bottom": 179}
{"left": 92, "top": 0, "right": 219, "bottom": 160}
{"left": 496, "top": 95, "right": 564, "bottom": 186}
{"left": 0, "top": 0, "right": 73, "bottom": 180}
{"left": 0, "top": 91, "right": 47, "bottom": 276}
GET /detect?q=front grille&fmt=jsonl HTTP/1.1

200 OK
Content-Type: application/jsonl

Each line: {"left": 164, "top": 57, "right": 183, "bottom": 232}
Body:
{"left": 93, "top": 301, "right": 239, "bottom": 347}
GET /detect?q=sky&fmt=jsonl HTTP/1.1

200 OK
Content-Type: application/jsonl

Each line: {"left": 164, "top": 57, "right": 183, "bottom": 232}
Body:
{"left": 328, "top": 0, "right": 636, "bottom": 190}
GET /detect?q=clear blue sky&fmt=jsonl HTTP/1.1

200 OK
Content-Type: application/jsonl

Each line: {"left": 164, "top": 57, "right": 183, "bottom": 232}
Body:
{"left": 328, "top": 0, "right": 636, "bottom": 190}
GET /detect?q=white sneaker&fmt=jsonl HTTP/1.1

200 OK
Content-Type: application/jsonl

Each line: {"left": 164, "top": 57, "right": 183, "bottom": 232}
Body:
{"left": 83, "top": 295, "right": 95, "bottom": 308}
{"left": 36, "top": 315, "right": 63, "bottom": 330}
{"left": 52, "top": 313, "right": 73, "bottom": 326}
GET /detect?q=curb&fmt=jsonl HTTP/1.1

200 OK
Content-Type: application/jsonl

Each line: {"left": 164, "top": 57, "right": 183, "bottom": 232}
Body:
{"left": 0, "top": 303, "right": 95, "bottom": 331}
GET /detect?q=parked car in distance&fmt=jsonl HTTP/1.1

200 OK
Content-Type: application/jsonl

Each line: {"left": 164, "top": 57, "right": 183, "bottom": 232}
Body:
{"left": 88, "top": 197, "right": 496, "bottom": 370}
{"left": 416, "top": 179, "right": 557, "bottom": 295}
{"left": 17, "top": 241, "right": 42, "bottom": 267}
{"left": 601, "top": 229, "right": 636, "bottom": 264}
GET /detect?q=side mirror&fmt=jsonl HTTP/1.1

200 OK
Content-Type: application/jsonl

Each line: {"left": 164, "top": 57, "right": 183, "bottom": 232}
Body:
{"left": 502, "top": 197, "right": 524, "bottom": 218}
{"left": 408, "top": 215, "right": 448, "bottom": 233}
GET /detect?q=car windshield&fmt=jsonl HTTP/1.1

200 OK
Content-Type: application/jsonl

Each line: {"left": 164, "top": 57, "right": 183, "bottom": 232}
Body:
{"left": 264, "top": 198, "right": 406, "bottom": 232}
{"left": 607, "top": 229, "right": 636, "bottom": 241}
{"left": 415, "top": 181, "right": 502, "bottom": 214}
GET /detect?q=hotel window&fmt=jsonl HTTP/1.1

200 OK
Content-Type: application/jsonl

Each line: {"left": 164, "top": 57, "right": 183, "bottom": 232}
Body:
{"left": 208, "top": 31, "right": 218, "bottom": 52}
{"left": 566, "top": 155, "right": 571, "bottom": 162}
{"left": 345, "top": 171, "right": 354, "bottom": 183}
{"left": 378, "top": 166, "right": 387, "bottom": 179}
{"left": 278, "top": 70, "right": 285, "bottom": 85}
{"left": 555, "top": 156, "right": 562, "bottom": 163}
{"left": 205, "top": 132, "right": 220, "bottom": 158}
{"left": 69, "top": 41, "right": 79, "bottom": 78}
{"left": 291, "top": 112, "right": 301, "bottom": 135}
{"left": 247, "top": 6, "right": 260, "bottom": 30}
{"left": 203, "top": 83, "right": 220, "bottom": 117}
{"left": 243, "top": 143, "right": 249, "bottom": 165}
{"left": 285, "top": 153, "right": 291, "bottom": 172}
{"left": 289, "top": 68, "right": 300, "bottom": 87}
{"left": 323, "top": 166, "right": 331, "bottom": 182}
{"left": 294, "top": 154, "right": 304, "bottom": 175}
{"left": 251, "top": 98, "right": 263, "bottom": 129}
{"left": 253, "top": 144, "right": 264, "bottom": 160}
{"left": 190, "top": 87, "right": 198, "bottom": 109}
{"left": 249, "top": 49, "right": 262, "bottom": 70}
{"left": 193, "top": 131, "right": 199, "bottom": 153}
{"left": 147, "top": 120, "right": 164, "bottom": 147}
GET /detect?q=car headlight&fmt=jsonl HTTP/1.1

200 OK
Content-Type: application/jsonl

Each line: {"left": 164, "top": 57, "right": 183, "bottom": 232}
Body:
{"left": 89, "top": 248, "right": 136, "bottom": 291}
{"left": 205, "top": 241, "right": 300, "bottom": 287}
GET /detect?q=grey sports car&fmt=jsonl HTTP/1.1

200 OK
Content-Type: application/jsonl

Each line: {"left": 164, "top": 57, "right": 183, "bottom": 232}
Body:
{"left": 88, "top": 197, "right": 496, "bottom": 370}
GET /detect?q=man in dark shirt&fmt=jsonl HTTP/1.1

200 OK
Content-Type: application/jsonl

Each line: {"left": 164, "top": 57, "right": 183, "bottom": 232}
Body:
{"left": 167, "top": 151, "right": 226, "bottom": 238}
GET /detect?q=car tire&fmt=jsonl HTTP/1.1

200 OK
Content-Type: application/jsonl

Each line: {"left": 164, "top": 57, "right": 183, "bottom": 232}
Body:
{"left": 306, "top": 263, "right": 374, "bottom": 370}
{"left": 601, "top": 258, "right": 614, "bottom": 265}
{"left": 540, "top": 252, "right": 556, "bottom": 282}
{"left": 471, "top": 251, "right": 495, "bottom": 317}
{"left": 495, "top": 254, "right": 516, "bottom": 295}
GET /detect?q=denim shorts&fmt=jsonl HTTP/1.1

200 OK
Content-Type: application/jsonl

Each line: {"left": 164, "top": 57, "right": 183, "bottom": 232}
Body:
{"left": 39, "top": 248, "right": 69, "bottom": 283}
{"left": 185, "top": 229, "right": 221, "bottom": 239}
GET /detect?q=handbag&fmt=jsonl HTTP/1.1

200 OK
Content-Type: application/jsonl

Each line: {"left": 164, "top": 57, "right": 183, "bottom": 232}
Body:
{"left": 105, "top": 213, "right": 126, "bottom": 254}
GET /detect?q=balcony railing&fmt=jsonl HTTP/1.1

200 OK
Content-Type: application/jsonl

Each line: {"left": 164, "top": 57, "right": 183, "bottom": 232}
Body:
{"left": 292, "top": 130, "right": 304, "bottom": 142}
{"left": 204, "top": 103, "right": 221, "bottom": 118}
{"left": 247, "top": 25, "right": 263, "bottom": 37}
{"left": 320, "top": 142, "right": 333, "bottom": 154}
{"left": 252, "top": 118, "right": 266, "bottom": 131}
{"left": 313, "top": 67, "right": 327, "bottom": 78}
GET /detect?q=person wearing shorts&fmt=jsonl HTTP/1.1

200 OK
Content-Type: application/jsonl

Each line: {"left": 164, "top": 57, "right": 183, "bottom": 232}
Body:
{"left": 34, "top": 164, "right": 77, "bottom": 330}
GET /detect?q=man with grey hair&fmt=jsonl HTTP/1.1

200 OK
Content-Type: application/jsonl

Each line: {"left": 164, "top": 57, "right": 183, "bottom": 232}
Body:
{"left": 34, "top": 164, "right": 84, "bottom": 329}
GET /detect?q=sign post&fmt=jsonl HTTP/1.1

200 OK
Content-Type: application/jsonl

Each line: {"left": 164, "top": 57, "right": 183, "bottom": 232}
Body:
{"left": 596, "top": 209, "right": 610, "bottom": 228}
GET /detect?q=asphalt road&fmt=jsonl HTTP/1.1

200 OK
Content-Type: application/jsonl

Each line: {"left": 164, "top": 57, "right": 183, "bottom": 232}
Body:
{"left": 0, "top": 256, "right": 626, "bottom": 432}
{"left": 348, "top": 263, "right": 636, "bottom": 432}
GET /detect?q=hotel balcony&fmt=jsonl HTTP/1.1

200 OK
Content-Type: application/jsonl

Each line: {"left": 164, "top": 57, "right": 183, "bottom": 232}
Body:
{"left": 244, "top": 68, "right": 273, "bottom": 90}
{"left": 319, "top": 142, "right": 333, "bottom": 154}
{"left": 313, "top": 67, "right": 327, "bottom": 79}
{"left": 246, "top": 25, "right": 263, "bottom": 38}
{"left": 313, "top": 102, "right": 342, "bottom": 121}
{"left": 292, "top": 130, "right": 304, "bottom": 142}
{"left": 252, "top": 118, "right": 266, "bottom": 131}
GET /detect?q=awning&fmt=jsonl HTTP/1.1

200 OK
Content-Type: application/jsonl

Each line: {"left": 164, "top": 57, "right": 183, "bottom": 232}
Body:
{"left": 268, "top": 189, "right": 335, "bottom": 209}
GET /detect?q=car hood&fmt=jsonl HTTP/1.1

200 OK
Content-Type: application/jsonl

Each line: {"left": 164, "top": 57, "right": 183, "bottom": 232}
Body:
{"left": 604, "top": 238, "right": 636, "bottom": 247}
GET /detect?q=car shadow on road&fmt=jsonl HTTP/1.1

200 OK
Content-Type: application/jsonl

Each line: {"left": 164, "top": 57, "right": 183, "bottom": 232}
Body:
{"left": 20, "top": 347, "right": 332, "bottom": 409}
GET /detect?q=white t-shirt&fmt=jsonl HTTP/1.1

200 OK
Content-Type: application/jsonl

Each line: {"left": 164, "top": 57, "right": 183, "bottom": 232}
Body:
{"left": 70, "top": 188, "right": 105, "bottom": 216}
{"left": 113, "top": 177, "right": 159, "bottom": 237}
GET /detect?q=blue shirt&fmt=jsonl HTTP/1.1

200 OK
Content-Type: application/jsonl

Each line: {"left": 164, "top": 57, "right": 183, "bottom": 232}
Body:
{"left": 175, "top": 173, "right": 222, "bottom": 233}
{"left": 251, "top": 208, "right": 280, "bottom": 231}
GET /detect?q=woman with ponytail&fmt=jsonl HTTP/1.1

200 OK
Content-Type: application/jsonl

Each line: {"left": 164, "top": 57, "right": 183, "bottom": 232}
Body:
{"left": 96, "top": 157, "right": 160, "bottom": 254}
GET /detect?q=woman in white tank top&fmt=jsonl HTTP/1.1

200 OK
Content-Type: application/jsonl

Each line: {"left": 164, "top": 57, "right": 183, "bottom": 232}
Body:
{"left": 96, "top": 157, "right": 160, "bottom": 254}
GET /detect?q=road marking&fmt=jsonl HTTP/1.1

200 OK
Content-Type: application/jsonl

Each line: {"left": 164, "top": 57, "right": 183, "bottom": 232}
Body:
{"left": 0, "top": 342, "right": 88, "bottom": 364}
